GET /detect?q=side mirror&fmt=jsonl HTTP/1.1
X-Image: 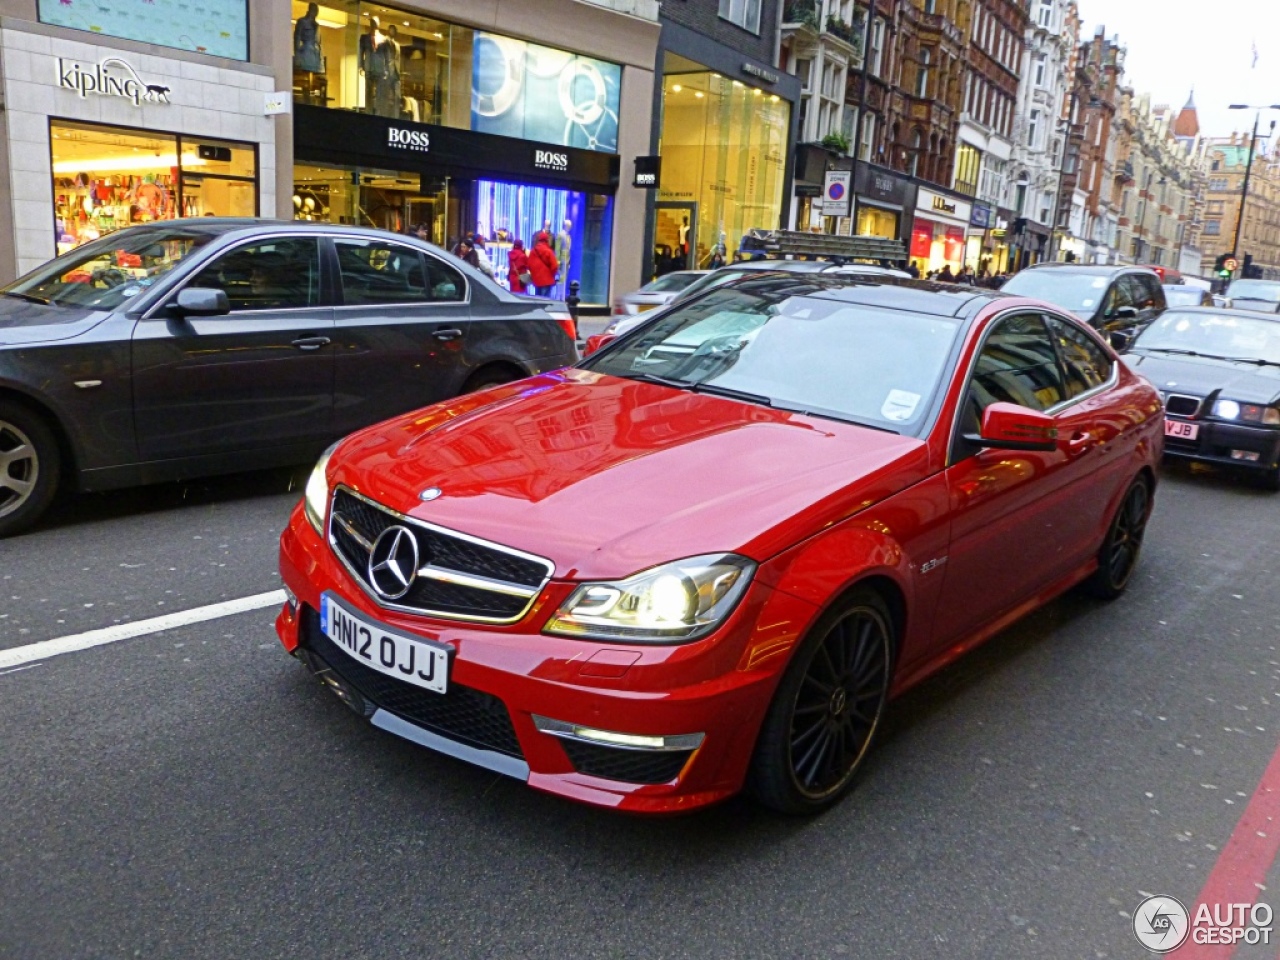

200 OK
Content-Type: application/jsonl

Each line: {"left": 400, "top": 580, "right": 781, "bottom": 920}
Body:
{"left": 1112, "top": 305, "right": 1139, "bottom": 320}
{"left": 583, "top": 333, "right": 616, "bottom": 356}
{"left": 1108, "top": 329, "right": 1134, "bottom": 352}
{"left": 965, "top": 402, "right": 1058, "bottom": 452}
{"left": 173, "top": 287, "right": 230, "bottom": 317}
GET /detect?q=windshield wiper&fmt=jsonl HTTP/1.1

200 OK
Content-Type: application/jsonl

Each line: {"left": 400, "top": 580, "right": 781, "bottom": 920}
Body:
{"left": 1142, "top": 347, "right": 1205, "bottom": 357}
{"left": 3, "top": 291, "right": 50, "bottom": 305}
{"left": 1212, "top": 356, "right": 1280, "bottom": 368}
{"left": 619, "top": 371, "right": 692, "bottom": 389}
{"left": 1143, "top": 347, "right": 1280, "bottom": 367}
{"left": 688, "top": 382, "right": 773, "bottom": 407}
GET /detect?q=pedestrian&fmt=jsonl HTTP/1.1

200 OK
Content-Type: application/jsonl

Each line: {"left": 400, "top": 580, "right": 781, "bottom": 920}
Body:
{"left": 957, "top": 265, "right": 975, "bottom": 285}
{"left": 938, "top": 264, "right": 955, "bottom": 283}
{"left": 413, "top": 223, "right": 430, "bottom": 243}
{"left": 528, "top": 231, "right": 559, "bottom": 297}
{"left": 508, "top": 238, "right": 532, "bottom": 294}
{"left": 452, "top": 236, "right": 479, "bottom": 270}
{"left": 905, "top": 261, "right": 920, "bottom": 279}
{"left": 472, "top": 234, "right": 496, "bottom": 279}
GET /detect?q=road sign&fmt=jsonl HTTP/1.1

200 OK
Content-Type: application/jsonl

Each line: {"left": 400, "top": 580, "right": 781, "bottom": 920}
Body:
{"left": 1224, "top": 256, "right": 1239, "bottom": 272}
{"left": 821, "top": 171, "right": 852, "bottom": 217}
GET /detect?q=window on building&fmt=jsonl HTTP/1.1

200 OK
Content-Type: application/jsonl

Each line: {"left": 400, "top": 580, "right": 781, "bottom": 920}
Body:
{"left": 909, "top": 130, "right": 923, "bottom": 177}
{"left": 1038, "top": 0, "right": 1053, "bottom": 27}
{"left": 1204, "top": 220, "right": 1221, "bottom": 235}
{"left": 859, "top": 112, "right": 876, "bottom": 161}
{"left": 1209, "top": 178, "right": 1228, "bottom": 192}
{"left": 1033, "top": 55, "right": 1047, "bottom": 88}
{"left": 871, "top": 18, "right": 885, "bottom": 76}
{"left": 795, "top": 57, "right": 813, "bottom": 88}
{"left": 1040, "top": 191, "right": 1053, "bottom": 223}
{"left": 916, "top": 49, "right": 931, "bottom": 98}
{"left": 719, "top": 0, "right": 762, "bottom": 33}
{"left": 955, "top": 143, "right": 981, "bottom": 196}
{"left": 1028, "top": 109, "right": 1041, "bottom": 149}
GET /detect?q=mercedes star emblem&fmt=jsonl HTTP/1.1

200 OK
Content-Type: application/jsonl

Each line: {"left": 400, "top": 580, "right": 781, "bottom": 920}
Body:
{"left": 367, "top": 525, "right": 419, "bottom": 600}
{"left": 419, "top": 487, "right": 442, "bottom": 502}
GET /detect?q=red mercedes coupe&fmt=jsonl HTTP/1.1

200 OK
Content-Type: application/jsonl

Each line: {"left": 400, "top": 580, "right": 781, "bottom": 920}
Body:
{"left": 275, "top": 273, "right": 1163, "bottom": 814}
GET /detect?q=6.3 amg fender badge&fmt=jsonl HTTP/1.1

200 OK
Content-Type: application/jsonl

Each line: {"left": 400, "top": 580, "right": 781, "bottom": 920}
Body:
{"left": 367, "top": 525, "right": 419, "bottom": 599}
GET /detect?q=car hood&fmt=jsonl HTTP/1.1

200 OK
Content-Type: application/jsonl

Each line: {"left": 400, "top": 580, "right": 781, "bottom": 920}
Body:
{"left": 1127, "top": 352, "right": 1280, "bottom": 403}
{"left": 330, "top": 369, "right": 930, "bottom": 579}
{"left": 0, "top": 298, "right": 109, "bottom": 344}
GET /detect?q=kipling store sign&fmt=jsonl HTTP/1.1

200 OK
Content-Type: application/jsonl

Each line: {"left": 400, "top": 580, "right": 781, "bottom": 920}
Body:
{"left": 56, "top": 56, "right": 171, "bottom": 106}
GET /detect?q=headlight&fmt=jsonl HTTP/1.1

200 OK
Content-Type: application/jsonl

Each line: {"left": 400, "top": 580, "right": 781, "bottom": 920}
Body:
{"left": 544, "top": 554, "right": 756, "bottom": 643}
{"left": 1215, "top": 399, "right": 1241, "bottom": 420}
{"left": 1265, "top": 408, "right": 1280, "bottom": 426}
{"left": 303, "top": 441, "right": 339, "bottom": 535}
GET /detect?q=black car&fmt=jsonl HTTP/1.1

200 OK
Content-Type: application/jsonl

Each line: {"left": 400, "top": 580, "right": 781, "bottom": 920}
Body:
{"left": 1001, "top": 263, "right": 1167, "bottom": 335}
{"left": 0, "top": 219, "right": 579, "bottom": 536}
{"left": 1125, "top": 305, "right": 1280, "bottom": 488}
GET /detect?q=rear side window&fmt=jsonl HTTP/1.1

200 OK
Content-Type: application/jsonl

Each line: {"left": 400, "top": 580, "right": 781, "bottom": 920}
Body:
{"left": 1047, "top": 315, "right": 1113, "bottom": 398}
{"left": 335, "top": 240, "right": 428, "bottom": 306}
{"left": 969, "top": 313, "right": 1066, "bottom": 413}
{"left": 423, "top": 255, "right": 466, "bottom": 302}
{"left": 188, "top": 237, "right": 320, "bottom": 311}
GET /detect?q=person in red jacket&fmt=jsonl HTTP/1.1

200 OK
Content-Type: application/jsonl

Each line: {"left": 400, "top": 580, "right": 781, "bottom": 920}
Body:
{"left": 507, "top": 238, "right": 531, "bottom": 294}
{"left": 527, "top": 231, "right": 559, "bottom": 297}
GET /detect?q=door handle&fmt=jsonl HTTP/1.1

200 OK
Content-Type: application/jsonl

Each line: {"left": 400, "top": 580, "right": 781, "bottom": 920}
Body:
{"left": 432, "top": 328, "right": 463, "bottom": 342}
{"left": 291, "top": 336, "right": 331, "bottom": 351}
{"left": 1066, "top": 430, "right": 1095, "bottom": 453}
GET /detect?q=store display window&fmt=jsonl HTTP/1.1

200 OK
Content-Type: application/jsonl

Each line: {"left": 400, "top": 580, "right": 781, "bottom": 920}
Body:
{"left": 856, "top": 205, "right": 898, "bottom": 240}
{"left": 290, "top": 2, "right": 621, "bottom": 153}
{"left": 50, "top": 120, "right": 257, "bottom": 254}
{"left": 293, "top": 162, "right": 452, "bottom": 242}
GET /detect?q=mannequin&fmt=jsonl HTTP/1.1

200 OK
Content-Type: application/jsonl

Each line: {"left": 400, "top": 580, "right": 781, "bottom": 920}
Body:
{"left": 359, "top": 16, "right": 399, "bottom": 117}
{"left": 293, "top": 3, "right": 323, "bottom": 74}
{"left": 555, "top": 218, "right": 572, "bottom": 294}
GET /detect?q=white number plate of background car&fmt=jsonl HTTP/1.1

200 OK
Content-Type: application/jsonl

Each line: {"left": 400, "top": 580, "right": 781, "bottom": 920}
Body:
{"left": 320, "top": 592, "right": 450, "bottom": 694}
{"left": 1164, "top": 419, "right": 1199, "bottom": 440}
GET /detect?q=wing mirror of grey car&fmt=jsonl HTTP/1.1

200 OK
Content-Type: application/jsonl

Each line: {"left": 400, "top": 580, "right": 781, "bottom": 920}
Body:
{"left": 173, "top": 287, "right": 231, "bottom": 317}
{"left": 1111, "top": 305, "right": 1139, "bottom": 320}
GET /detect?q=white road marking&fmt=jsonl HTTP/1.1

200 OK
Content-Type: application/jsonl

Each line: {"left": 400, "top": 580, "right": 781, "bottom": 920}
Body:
{"left": 0, "top": 590, "right": 286, "bottom": 670}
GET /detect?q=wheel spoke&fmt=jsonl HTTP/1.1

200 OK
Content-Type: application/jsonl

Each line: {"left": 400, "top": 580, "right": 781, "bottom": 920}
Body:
{"left": 790, "top": 715, "right": 827, "bottom": 751}
{"left": 801, "top": 672, "right": 834, "bottom": 697}
{"left": 0, "top": 474, "right": 33, "bottom": 497}
{"left": 796, "top": 727, "right": 832, "bottom": 786}
{"left": 0, "top": 443, "right": 31, "bottom": 470}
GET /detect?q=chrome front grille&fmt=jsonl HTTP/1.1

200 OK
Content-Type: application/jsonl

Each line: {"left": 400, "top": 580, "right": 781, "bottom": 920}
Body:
{"left": 1164, "top": 393, "right": 1203, "bottom": 417}
{"left": 328, "top": 487, "right": 554, "bottom": 623}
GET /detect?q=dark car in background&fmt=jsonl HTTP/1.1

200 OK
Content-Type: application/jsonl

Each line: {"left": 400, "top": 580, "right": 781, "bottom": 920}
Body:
{"left": 1125, "top": 306, "right": 1280, "bottom": 488}
{"left": 1001, "top": 264, "right": 1166, "bottom": 336}
{"left": 0, "top": 220, "right": 578, "bottom": 536}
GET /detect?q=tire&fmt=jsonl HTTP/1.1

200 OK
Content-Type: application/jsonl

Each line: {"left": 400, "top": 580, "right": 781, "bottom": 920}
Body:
{"left": 462, "top": 367, "right": 520, "bottom": 394}
{"left": 1082, "top": 475, "right": 1152, "bottom": 600}
{"left": 748, "top": 587, "right": 895, "bottom": 815}
{"left": 0, "top": 401, "right": 61, "bottom": 538}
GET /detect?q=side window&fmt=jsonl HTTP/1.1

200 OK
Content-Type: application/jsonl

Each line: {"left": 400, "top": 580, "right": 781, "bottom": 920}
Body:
{"left": 188, "top": 238, "right": 320, "bottom": 311}
{"left": 423, "top": 254, "right": 466, "bottom": 302}
{"left": 1047, "top": 315, "right": 1114, "bottom": 398}
{"left": 1141, "top": 275, "right": 1165, "bottom": 309}
{"left": 1105, "top": 277, "right": 1134, "bottom": 317}
{"left": 965, "top": 314, "right": 1066, "bottom": 430}
{"left": 335, "top": 240, "right": 428, "bottom": 306}
{"left": 1122, "top": 275, "right": 1151, "bottom": 309}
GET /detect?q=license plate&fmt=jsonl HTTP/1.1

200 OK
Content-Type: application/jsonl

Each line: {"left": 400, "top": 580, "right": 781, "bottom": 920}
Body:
{"left": 1165, "top": 419, "right": 1199, "bottom": 440}
{"left": 320, "top": 593, "right": 450, "bottom": 694}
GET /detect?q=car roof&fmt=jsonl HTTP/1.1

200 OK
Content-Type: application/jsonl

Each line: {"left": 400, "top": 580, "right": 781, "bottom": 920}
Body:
{"left": 725, "top": 271, "right": 1009, "bottom": 319}
{"left": 1021, "top": 262, "right": 1157, "bottom": 277}
{"left": 1161, "top": 304, "right": 1280, "bottom": 321}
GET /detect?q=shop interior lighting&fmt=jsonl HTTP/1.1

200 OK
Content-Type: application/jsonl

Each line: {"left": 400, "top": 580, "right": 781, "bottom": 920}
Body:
{"left": 52, "top": 154, "right": 208, "bottom": 174}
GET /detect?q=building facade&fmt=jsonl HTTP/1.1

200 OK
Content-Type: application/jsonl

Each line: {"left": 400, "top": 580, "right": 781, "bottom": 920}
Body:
{"left": 1199, "top": 134, "right": 1280, "bottom": 280}
{"left": 0, "top": 0, "right": 288, "bottom": 281}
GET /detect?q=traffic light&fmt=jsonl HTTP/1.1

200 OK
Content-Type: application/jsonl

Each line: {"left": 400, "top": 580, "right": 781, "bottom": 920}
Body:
{"left": 1216, "top": 253, "right": 1232, "bottom": 278}
{"left": 1244, "top": 253, "right": 1264, "bottom": 279}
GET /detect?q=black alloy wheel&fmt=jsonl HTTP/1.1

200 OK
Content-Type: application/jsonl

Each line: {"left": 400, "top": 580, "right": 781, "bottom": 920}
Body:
{"left": 1082, "top": 475, "right": 1151, "bottom": 600}
{"left": 749, "top": 588, "right": 894, "bottom": 815}
{"left": 0, "top": 402, "right": 60, "bottom": 538}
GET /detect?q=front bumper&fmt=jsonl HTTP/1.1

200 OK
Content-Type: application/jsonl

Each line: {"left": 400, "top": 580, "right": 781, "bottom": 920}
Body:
{"left": 275, "top": 503, "right": 813, "bottom": 813}
{"left": 1163, "top": 418, "right": 1280, "bottom": 474}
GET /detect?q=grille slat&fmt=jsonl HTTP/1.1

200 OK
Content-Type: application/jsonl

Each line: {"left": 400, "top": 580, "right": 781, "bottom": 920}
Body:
{"left": 329, "top": 488, "right": 552, "bottom": 623}
{"left": 1164, "top": 394, "right": 1202, "bottom": 417}
{"left": 560, "top": 739, "right": 694, "bottom": 784}
{"left": 303, "top": 609, "right": 523, "bottom": 758}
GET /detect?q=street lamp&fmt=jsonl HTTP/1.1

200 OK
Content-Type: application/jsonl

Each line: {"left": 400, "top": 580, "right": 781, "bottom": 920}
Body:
{"left": 1226, "top": 104, "right": 1280, "bottom": 276}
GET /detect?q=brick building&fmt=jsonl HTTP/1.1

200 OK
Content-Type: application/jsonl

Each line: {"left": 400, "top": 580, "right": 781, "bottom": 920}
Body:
{"left": 1199, "top": 133, "right": 1280, "bottom": 281}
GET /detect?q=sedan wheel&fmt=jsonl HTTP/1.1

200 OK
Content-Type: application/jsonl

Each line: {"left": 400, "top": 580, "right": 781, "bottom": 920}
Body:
{"left": 1083, "top": 476, "right": 1151, "bottom": 600}
{"left": 749, "top": 588, "right": 893, "bottom": 815}
{"left": 0, "top": 404, "right": 61, "bottom": 538}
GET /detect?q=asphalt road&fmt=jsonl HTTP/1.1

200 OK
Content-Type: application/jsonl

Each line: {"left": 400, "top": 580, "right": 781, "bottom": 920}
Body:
{"left": 3, "top": 458, "right": 1280, "bottom": 960}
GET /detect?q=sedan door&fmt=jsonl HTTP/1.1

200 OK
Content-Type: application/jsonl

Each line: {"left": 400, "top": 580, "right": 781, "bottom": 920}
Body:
{"left": 131, "top": 236, "right": 335, "bottom": 464}
{"left": 330, "top": 238, "right": 471, "bottom": 435}
{"left": 934, "top": 312, "right": 1075, "bottom": 645}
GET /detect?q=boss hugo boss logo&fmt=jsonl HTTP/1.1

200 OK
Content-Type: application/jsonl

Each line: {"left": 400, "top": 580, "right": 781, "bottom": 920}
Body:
{"left": 534, "top": 149, "right": 569, "bottom": 172}
{"left": 388, "top": 127, "right": 430, "bottom": 152}
{"left": 56, "top": 56, "right": 171, "bottom": 106}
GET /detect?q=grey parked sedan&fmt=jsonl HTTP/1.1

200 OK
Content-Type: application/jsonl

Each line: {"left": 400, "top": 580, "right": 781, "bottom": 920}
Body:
{"left": 0, "top": 219, "right": 578, "bottom": 536}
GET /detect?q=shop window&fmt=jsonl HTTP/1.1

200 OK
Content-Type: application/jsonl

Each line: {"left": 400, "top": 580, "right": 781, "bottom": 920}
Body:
{"left": 51, "top": 120, "right": 256, "bottom": 254}
{"left": 189, "top": 238, "right": 321, "bottom": 312}
{"left": 335, "top": 239, "right": 430, "bottom": 305}
{"left": 291, "top": 2, "right": 621, "bottom": 153}
{"left": 293, "top": 163, "right": 451, "bottom": 240}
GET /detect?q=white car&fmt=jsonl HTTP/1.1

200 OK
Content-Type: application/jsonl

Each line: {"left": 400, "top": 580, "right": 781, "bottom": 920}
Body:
{"left": 611, "top": 271, "right": 709, "bottom": 317}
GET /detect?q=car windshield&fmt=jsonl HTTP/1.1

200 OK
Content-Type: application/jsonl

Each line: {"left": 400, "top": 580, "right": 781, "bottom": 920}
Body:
{"left": 1133, "top": 310, "right": 1280, "bottom": 364}
{"left": 3, "top": 227, "right": 216, "bottom": 310}
{"left": 1226, "top": 279, "right": 1280, "bottom": 303}
{"left": 1000, "top": 271, "right": 1111, "bottom": 317}
{"left": 1163, "top": 288, "right": 1206, "bottom": 307}
{"left": 641, "top": 272, "right": 703, "bottom": 294}
{"left": 581, "top": 282, "right": 961, "bottom": 433}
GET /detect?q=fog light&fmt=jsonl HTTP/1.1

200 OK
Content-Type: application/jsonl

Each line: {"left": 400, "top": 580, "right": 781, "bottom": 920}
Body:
{"left": 1231, "top": 449, "right": 1262, "bottom": 462}
{"left": 532, "top": 715, "right": 705, "bottom": 751}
